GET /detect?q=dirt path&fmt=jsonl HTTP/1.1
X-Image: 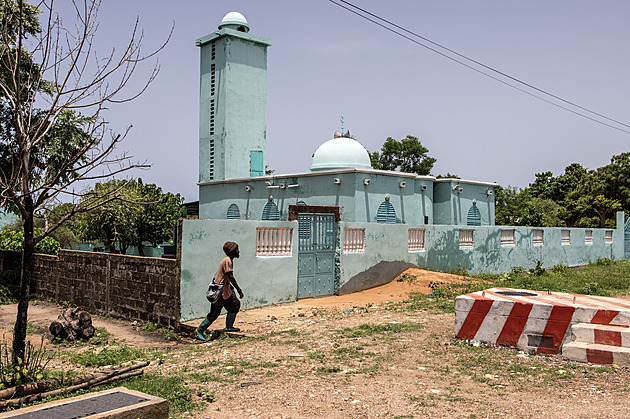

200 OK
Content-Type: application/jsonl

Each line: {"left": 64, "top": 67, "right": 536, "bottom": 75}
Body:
{"left": 0, "top": 268, "right": 463, "bottom": 348}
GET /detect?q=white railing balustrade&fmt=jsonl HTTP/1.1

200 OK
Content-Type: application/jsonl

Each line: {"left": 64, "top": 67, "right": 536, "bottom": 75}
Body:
{"left": 408, "top": 229, "right": 426, "bottom": 251}
{"left": 500, "top": 230, "right": 515, "bottom": 247}
{"left": 585, "top": 230, "right": 593, "bottom": 245}
{"left": 605, "top": 230, "right": 613, "bottom": 244}
{"left": 561, "top": 230, "right": 571, "bottom": 245}
{"left": 459, "top": 229, "right": 474, "bottom": 249}
{"left": 256, "top": 228, "right": 293, "bottom": 256}
{"left": 344, "top": 228, "right": 365, "bottom": 253}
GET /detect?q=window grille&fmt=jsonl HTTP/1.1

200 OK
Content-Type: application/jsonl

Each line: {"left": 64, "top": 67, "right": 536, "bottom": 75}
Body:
{"left": 344, "top": 228, "right": 365, "bottom": 253}
{"left": 408, "top": 229, "right": 425, "bottom": 251}
{"left": 585, "top": 230, "right": 593, "bottom": 244}
{"left": 605, "top": 230, "right": 613, "bottom": 244}
{"left": 262, "top": 201, "right": 280, "bottom": 220}
{"left": 533, "top": 229, "right": 544, "bottom": 246}
{"left": 500, "top": 230, "right": 515, "bottom": 247}
{"left": 561, "top": 230, "right": 571, "bottom": 245}
{"left": 467, "top": 206, "right": 481, "bottom": 226}
{"left": 459, "top": 229, "right": 474, "bottom": 249}
{"left": 298, "top": 214, "right": 310, "bottom": 240}
{"left": 256, "top": 228, "right": 293, "bottom": 256}
{"left": 376, "top": 201, "right": 396, "bottom": 223}
{"left": 226, "top": 204, "right": 240, "bottom": 220}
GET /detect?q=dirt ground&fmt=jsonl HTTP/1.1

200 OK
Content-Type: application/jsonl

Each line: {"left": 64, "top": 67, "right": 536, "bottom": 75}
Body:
{"left": 1, "top": 268, "right": 629, "bottom": 418}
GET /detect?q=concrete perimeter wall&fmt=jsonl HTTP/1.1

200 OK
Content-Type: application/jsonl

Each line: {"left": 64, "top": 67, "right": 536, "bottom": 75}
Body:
{"left": 339, "top": 218, "right": 624, "bottom": 293}
{"left": 1, "top": 249, "right": 181, "bottom": 328}
{"left": 180, "top": 219, "right": 298, "bottom": 322}
{"left": 179, "top": 213, "right": 624, "bottom": 322}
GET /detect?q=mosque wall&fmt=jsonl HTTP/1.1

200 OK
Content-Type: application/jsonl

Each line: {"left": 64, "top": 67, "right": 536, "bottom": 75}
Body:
{"left": 178, "top": 213, "right": 625, "bottom": 322}
{"left": 179, "top": 219, "right": 298, "bottom": 322}
{"left": 433, "top": 180, "right": 495, "bottom": 226}
{"left": 198, "top": 170, "right": 435, "bottom": 225}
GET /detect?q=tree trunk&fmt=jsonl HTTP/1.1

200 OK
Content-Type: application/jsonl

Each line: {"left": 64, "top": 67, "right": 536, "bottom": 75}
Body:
{"left": 12, "top": 208, "right": 34, "bottom": 364}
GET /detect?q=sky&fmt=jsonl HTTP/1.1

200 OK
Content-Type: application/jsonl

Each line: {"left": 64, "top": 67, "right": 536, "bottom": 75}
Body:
{"left": 52, "top": 1, "right": 630, "bottom": 202}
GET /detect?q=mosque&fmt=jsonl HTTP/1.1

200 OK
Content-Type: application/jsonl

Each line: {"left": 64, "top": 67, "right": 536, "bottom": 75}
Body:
{"left": 195, "top": 12, "right": 496, "bottom": 228}
{"left": 178, "top": 12, "right": 624, "bottom": 321}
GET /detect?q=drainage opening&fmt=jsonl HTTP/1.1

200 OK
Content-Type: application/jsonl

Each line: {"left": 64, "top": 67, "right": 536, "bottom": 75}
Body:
{"left": 495, "top": 290, "right": 538, "bottom": 297}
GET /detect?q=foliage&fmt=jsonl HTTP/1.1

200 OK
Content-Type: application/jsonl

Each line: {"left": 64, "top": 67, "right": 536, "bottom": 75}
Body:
{"left": 0, "top": 337, "right": 52, "bottom": 388}
{"left": 0, "top": 268, "right": 19, "bottom": 304}
{"left": 0, "top": 0, "right": 169, "bottom": 364}
{"left": 73, "top": 179, "right": 185, "bottom": 255}
{"left": 497, "top": 156, "right": 628, "bottom": 228}
{"left": 370, "top": 135, "right": 436, "bottom": 175}
{"left": 63, "top": 345, "right": 161, "bottom": 367}
{"left": 0, "top": 228, "right": 59, "bottom": 255}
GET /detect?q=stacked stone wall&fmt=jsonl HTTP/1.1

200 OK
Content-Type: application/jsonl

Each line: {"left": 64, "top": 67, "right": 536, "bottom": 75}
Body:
{"left": 1, "top": 249, "right": 180, "bottom": 328}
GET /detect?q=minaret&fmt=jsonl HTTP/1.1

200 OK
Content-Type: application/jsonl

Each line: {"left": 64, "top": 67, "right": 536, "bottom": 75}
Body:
{"left": 196, "top": 12, "right": 272, "bottom": 182}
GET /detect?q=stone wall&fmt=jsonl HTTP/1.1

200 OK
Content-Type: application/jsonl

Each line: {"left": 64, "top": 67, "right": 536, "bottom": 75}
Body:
{"left": 1, "top": 249, "right": 181, "bottom": 328}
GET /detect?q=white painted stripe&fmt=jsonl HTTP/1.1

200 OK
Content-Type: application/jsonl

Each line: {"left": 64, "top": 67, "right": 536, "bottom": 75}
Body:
{"left": 517, "top": 303, "right": 554, "bottom": 352}
{"left": 454, "top": 296, "right": 476, "bottom": 336}
{"left": 474, "top": 300, "right": 514, "bottom": 344}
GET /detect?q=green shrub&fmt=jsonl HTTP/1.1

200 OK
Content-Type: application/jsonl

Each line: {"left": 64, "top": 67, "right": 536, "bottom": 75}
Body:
{"left": 0, "top": 228, "right": 60, "bottom": 255}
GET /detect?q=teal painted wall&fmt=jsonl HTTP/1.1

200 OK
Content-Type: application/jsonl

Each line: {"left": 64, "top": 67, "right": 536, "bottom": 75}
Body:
{"left": 197, "top": 28, "right": 271, "bottom": 182}
{"left": 179, "top": 214, "right": 624, "bottom": 322}
{"left": 180, "top": 219, "right": 298, "bottom": 322}
{"left": 198, "top": 170, "right": 435, "bottom": 225}
{"left": 433, "top": 180, "right": 495, "bottom": 226}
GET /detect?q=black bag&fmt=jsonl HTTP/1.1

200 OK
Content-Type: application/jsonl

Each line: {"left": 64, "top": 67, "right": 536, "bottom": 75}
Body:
{"left": 206, "top": 279, "right": 223, "bottom": 304}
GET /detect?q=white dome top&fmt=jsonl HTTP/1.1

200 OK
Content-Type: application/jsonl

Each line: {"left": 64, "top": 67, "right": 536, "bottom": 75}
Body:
{"left": 310, "top": 134, "right": 373, "bottom": 172}
{"left": 219, "top": 12, "right": 249, "bottom": 32}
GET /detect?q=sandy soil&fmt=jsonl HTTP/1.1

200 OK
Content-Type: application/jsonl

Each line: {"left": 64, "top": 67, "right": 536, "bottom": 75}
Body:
{"left": 0, "top": 268, "right": 629, "bottom": 418}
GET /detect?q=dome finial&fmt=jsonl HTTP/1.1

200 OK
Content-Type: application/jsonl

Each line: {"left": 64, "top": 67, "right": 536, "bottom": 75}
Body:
{"left": 219, "top": 11, "right": 250, "bottom": 32}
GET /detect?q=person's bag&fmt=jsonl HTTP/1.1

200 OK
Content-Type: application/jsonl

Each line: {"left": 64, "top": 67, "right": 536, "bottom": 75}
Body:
{"left": 206, "top": 281, "right": 223, "bottom": 304}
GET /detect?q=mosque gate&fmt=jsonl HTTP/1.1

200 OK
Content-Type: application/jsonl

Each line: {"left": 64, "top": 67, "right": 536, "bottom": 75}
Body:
{"left": 290, "top": 206, "right": 339, "bottom": 298}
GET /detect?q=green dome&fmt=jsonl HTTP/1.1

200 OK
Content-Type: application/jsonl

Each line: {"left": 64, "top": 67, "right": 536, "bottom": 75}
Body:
{"left": 310, "top": 133, "right": 373, "bottom": 171}
{"left": 219, "top": 12, "right": 250, "bottom": 32}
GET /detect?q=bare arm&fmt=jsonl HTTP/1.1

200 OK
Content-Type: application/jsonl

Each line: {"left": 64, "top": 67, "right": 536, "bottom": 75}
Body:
{"left": 226, "top": 271, "right": 244, "bottom": 298}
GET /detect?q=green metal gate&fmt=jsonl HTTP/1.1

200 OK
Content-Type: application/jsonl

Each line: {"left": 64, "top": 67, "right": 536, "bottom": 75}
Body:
{"left": 625, "top": 218, "right": 630, "bottom": 260}
{"left": 297, "top": 213, "right": 336, "bottom": 298}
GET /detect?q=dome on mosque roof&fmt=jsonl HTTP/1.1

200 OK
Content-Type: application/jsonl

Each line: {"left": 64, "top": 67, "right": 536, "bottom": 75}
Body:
{"left": 219, "top": 12, "right": 250, "bottom": 32}
{"left": 310, "top": 133, "right": 373, "bottom": 172}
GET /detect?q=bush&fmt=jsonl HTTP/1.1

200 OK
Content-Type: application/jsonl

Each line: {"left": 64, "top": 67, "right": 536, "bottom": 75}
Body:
{"left": 0, "top": 228, "right": 60, "bottom": 255}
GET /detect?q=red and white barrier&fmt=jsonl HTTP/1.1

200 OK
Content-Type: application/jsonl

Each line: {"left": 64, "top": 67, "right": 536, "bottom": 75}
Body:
{"left": 455, "top": 288, "right": 630, "bottom": 355}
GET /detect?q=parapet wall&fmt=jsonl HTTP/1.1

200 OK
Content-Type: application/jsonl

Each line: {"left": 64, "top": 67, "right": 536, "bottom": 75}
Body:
{"left": 1, "top": 249, "right": 181, "bottom": 328}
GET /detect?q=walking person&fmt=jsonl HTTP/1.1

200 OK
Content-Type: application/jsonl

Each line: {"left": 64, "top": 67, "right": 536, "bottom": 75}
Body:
{"left": 196, "top": 241, "right": 244, "bottom": 341}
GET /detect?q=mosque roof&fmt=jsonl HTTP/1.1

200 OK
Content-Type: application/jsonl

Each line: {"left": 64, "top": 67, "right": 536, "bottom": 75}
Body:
{"left": 310, "top": 132, "right": 373, "bottom": 172}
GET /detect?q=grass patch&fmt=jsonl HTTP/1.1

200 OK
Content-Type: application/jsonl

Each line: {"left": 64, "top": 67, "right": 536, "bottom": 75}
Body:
{"left": 62, "top": 345, "right": 162, "bottom": 367}
{"left": 334, "top": 322, "right": 424, "bottom": 338}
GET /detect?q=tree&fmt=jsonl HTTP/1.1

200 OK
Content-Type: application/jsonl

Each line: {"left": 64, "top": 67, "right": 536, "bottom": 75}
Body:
{"left": 74, "top": 179, "right": 185, "bottom": 255}
{"left": 0, "top": 1, "right": 169, "bottom": 364}
{"left": 370, "top": 135, "right": 436, "bottom": 175}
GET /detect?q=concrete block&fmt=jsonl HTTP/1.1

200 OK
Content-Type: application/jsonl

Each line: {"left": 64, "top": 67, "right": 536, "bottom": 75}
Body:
{"left": 0, "top": 386, "right": 168, "bottom": 418}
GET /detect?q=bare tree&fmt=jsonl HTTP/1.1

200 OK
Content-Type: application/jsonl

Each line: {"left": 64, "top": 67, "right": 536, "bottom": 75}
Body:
{"left": 0, "top": 0, "right": 171, "bottom": 363}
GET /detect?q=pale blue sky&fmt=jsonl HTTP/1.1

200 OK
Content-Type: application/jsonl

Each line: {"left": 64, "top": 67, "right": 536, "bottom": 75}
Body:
{"left": 54, "top": 1, "right": 630, "bottom": 202}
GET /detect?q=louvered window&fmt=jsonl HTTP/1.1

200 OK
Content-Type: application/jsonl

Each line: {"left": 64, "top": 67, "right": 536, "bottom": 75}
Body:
{"left": 533, "top": 230, "right": 544, "bottom": 246}
{"left": 226, "top": 204, "right": 240, "bottom": 220}
{"left": 561, "top": 230, "right": 571, "bottom": 245}
{"left": 376, "top": 201, "right": 396, "bottom": 223}
{"left": 467, "top": 206, "right": 481, "bottom": 226}
{"left": 262, "top": 201, "right": 280, "bottom": 220}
